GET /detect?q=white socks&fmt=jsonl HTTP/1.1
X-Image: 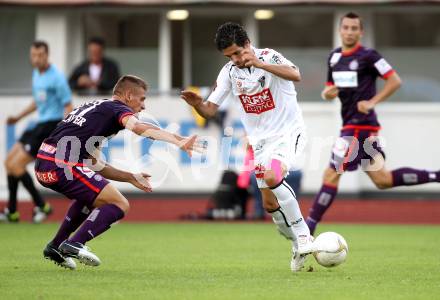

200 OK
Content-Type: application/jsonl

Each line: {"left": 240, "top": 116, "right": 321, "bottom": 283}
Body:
{"left": 270, "top": 180, "right": 310, "bottom": 246}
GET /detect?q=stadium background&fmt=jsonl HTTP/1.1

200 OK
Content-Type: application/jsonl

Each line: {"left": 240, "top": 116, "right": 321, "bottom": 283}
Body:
{"left": 0, "top": 0, "right": 439, "bottom": 222}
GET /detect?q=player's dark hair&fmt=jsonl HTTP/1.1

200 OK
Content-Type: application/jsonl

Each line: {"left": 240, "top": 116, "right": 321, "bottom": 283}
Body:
{"left": 215, "top": 22, "right": 249, "bottom": 51}
{"left": 113, "top": 75, "right": 148, "bottom": 95}
{"left": 340, "top": 12, "right": 363, "bottom": 30}
{"left": 89, "top": 37, "right": 106, "bottom": 48}
{"left": 32, "top": 40, "right": 49, "bottom": 54}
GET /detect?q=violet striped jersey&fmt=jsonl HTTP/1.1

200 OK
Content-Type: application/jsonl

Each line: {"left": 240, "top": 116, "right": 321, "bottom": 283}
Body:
{"left": 207, "top": 46, "right": 305, "bottom": 146}
{"left": 43, "top": 99, "right": 134, "bottom": 162}
{"left": 326, "top": 44, "right": 395, "bottom": 127}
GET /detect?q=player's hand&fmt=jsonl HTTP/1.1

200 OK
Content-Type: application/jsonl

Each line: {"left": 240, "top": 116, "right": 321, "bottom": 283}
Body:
{"left": 242, "top": 49, "right": 263, "bottom": 68}
{"left": 6, "top": 116, "right": 19, "bottom": 125}
{"left": 321, "top": 85, "right": 339, "bottom": 100}
{"left": 177, "top": 135, "right": 206, "bottom": 157}
{"left": 131, "top": 172, "right": 153, "bottom": 193}
{"left": 180, "top": 90, "right": 203, "bottom": 107}
{"left": 357, "top": 100, "right": 375, "bottom": 114}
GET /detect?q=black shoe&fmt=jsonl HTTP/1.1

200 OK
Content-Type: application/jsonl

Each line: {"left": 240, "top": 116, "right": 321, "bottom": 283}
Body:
{"left": 43, "top": 243, "right": 76, "bottom": 270}
{"left": 59, "top": 240, "right": 101, "bottom": 266}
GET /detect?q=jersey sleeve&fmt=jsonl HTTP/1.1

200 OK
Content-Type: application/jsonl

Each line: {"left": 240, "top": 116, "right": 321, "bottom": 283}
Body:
{"left": 56, "top": 74, "right": 72, "bottom": 105}
{"left": 262, "top": 49, "right": 297, "bottom": 69}
{"left": 326, "top": 53, "right": 334, "bottom": 86}
{"left": 369, "top": 49, "right": 395, "bottom": 79}
{"left": 113, "top": 103, "right": 135, "bottom": 126}
{"left": 207, "top": 65, "right": 232, "bottom": 106}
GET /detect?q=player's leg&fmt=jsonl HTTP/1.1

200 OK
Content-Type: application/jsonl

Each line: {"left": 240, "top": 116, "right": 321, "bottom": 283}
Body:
{"left": 1, "top": 143, "right": 31, "bottom": 222}
{"left": 366, "top": 154, "right": 440, "bottom": 189}
{"left": 16, "top": 142, "right": 52, "bottom": 222}
{"left": 306, "top": 129, "right": 358, "bottom": 235}
{"left": 261, "top": 161, "right": 314, "bottom": 272}
{"left": 34, "top": 158, "right": 78, "bottom": 269}
{"left": 305, "top": 167, "right": 342, "bottom": 235}
{"left": 263, "top": 162, "right": 310, "bottom": 241}
{"left": 6, "top": 142, "right": 52, "bottom": 222}
{"left": 59, "top": 183, "right": 128, "bottom": 266}
{"left": 42, "top": 200, "right": 91, "bottom": 270}
{"left": 69, "top": 183, "right": 128, "bottom": 243}
{"left": 50, "top": 200, "right": 92, "bottom": 248}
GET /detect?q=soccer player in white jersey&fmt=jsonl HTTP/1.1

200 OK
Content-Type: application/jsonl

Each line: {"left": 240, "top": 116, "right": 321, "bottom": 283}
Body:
{"left": 181, "top": 22, "right": 314, "bottom": 272}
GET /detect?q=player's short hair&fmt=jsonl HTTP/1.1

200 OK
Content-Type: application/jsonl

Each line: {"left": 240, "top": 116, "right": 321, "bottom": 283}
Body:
{"left": 340, "top": 12, "right": 363, "bottom": 30}
{"left": 32, "top": 40, "right": 49, "bottom": 54}
{"left": 89, "top": 37, "right": 106, "bottom": 48}
{"left": 215, "top": 22, "right": 249, "bottom": 51}
{"left": 113, "top": 75, "right": 148, "bottom": 95}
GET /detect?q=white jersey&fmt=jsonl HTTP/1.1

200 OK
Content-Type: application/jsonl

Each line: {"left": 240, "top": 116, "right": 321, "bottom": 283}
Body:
{"left": 208, "top": 46, "right": 305, "bottom": 145}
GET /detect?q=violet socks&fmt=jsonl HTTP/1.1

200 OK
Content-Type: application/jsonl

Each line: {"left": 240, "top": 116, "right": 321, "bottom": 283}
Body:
{"left": 306, "top": 184, "right": 338, "bottom": 235}
{"left": 69, "top": 204, "right": 124, "bottom": 245}
{"left": 391, "top": 168, "right": 440, "bottom": 187}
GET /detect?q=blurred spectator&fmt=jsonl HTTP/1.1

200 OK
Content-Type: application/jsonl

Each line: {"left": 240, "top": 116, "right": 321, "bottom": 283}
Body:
{"left": 69, "top": 37, "right": 120, "bottom": 95}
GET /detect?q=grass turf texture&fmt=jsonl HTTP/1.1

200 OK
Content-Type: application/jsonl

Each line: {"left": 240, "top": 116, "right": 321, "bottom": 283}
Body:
{"left": 0, "top": 223, "right": 439, "bottom": 300}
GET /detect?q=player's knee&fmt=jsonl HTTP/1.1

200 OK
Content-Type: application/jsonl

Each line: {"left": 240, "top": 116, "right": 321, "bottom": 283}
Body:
{"left": 115, "top": 198, "right": 130, "bottom": 214}
{"left": 4, "top": 159, "right": 12, "bottom": 172}
{"left": 7, "top": 164, "right": 24, "bottom": 176}
{"left": 323, "top": 168, "right": 340, "bottom": 186}
{"left": 262, "top": 200, "right": 278, "bottom": 212}
{"left": 372, "top": 177, "right": 392, "bottom": 190}
{"left": 263, "top": 170, "right": 280, "bottom": 188}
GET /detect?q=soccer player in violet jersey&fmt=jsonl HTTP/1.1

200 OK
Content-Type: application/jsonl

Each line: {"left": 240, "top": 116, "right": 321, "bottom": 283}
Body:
{"left": 305, "top": 12, "right": 440, "bottom": 235}
{"left": 35, "top": 75, "right": 199, "bottom": 269}
{"left": 181, "top": 23, "right": 314, "bottom": 272}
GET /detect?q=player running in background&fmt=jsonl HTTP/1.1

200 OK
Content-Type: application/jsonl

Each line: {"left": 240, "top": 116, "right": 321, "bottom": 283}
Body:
{"left": 1, "top": 41, "right": 73, "bottom": 223}
{"left": 181, "top": 22, "right": 314, "bottom": 272}
{"left": 305, "top": 12, "right": 440, "bottom": 235}
{"left": 36, "top": 75, "right": 198, "bottom": 269}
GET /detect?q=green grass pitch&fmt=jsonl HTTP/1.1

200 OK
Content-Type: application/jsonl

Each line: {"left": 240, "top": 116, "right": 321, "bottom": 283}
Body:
{"left": 0, "top": 223, "right": 439, "bottom": 300}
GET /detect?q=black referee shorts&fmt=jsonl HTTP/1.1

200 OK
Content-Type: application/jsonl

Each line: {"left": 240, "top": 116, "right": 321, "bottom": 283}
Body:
{"left": 19, "top": 120, "right": 60, "bottom": 157}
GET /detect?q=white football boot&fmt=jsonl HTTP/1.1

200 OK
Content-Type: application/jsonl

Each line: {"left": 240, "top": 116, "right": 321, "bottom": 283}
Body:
{"left": 291, "top": 235, "right": 315, "bottom": 272}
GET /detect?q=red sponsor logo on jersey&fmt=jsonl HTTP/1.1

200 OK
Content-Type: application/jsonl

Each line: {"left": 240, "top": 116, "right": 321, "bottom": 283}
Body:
{"left": 261, "top": 50, "right": 269, "bottom": 55}
{"left": 35, "top": 171, "right": 59, "bottom": 184}
{"left": 239, "top": 88, "right": 275, "bottom": 114}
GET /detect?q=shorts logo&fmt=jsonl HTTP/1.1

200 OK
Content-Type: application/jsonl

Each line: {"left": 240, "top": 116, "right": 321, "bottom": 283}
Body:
{"left": 76, "top": 166, "right": 96, "bottom": 179}
{"left": 35, "top": 171, "right": 58, "bottom": 184}
{"left": 239, "top": 88, "right": 275, "bottom": 114}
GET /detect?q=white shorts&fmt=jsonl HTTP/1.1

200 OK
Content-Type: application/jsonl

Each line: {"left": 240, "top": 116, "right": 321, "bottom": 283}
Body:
{"left": 252, "top": 129, "right": 306, "bottom": 188}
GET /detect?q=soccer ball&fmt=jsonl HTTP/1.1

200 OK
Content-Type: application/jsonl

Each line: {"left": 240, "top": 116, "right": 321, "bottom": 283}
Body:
{"left": 312, "top": 232, "right": 348, "bottom": 267}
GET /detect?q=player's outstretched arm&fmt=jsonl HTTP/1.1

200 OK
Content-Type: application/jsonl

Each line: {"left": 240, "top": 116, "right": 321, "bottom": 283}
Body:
{"left": 6, "top": 101, "right": 37, "bottom": 124}
{"left": 122, "top": 115, "right": 202, "bottom": 157}
{"left": 357, "top": 72, "right": 401, "bottom": 114}
{"left": 87, "top": 155, "right": 152, "bottom": 192}
{"left": 180, "top": 90, "right": 219, "bottom": 119}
